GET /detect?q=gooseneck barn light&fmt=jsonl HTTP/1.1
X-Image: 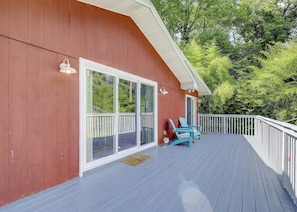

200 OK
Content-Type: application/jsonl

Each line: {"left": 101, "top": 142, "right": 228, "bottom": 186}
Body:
{"left": 59, "top": 58, "right": 77, "bottom": 74}
{"left": 159, "top": 87, "right": 168, "bottom": 95}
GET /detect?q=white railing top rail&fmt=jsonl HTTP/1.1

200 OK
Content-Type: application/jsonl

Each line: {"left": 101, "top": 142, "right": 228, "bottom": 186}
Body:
{"left": 86, "top": 112, "right": 154, "bottom": 117}
{"left": 86, "top": 113, "right": 116, "bottom": 117}
{"left": 256, "top": 116, "right": 297, "bottom": 135}
{"left": 199, "top": 114, "right": 256, "bottom": 118}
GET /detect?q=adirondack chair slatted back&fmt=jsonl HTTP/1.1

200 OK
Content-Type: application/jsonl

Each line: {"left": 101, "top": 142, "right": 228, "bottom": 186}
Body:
{"left": 179, "top": 117, "right": 188, "bottom": 128}
{"left": 169, "top": 119, "right": 177, "bottom": 131}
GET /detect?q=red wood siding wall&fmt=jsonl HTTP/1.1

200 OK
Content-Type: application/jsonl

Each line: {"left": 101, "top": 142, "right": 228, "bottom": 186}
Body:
{"left": 0, "top": 0, "right": 196, "bottom": 206}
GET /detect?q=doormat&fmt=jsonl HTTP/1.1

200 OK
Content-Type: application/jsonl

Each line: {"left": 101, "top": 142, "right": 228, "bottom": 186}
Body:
{"left": 121, "top": 154, "right": 152, "bottom": 166}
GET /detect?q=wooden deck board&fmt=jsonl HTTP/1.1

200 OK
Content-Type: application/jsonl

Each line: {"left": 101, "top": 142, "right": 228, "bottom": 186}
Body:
{"left": 1, "top": 133, "right": 296, "bottom": 212}
{"left": 242, "top": 148, "right": 256, "bottom": 212}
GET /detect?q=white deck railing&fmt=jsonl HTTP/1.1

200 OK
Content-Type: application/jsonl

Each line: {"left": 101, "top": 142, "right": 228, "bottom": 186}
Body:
{"left": 199, "top": 114, "right": 255, "bottom": 135}
{"left": 86, "top": 113, "right": 154, "bottom": 138}
{"left": 199, "top": 114, "right": 297, "bottom": 205}
{"left": 86, "top": 114, "right": 115, "bottom": 137}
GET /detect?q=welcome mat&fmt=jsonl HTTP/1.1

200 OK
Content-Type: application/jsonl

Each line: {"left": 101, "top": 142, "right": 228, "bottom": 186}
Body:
{"left": 121, "top": 154, "right": 152, "bottom": 166}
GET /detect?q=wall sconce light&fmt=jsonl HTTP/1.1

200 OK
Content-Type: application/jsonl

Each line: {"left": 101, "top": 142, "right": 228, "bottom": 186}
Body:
{"left": 188, "top": 89, "right": 195, "bottom": 93}
{"left": 159, "top": 87, "right": 168, "bottom": 95}
{"left": 59, "top": 58, "right": 77, "bottom": 74}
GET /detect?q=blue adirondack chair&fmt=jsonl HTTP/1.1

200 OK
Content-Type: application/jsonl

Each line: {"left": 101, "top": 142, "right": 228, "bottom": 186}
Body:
{"left": 168, "top": 119, "right": 193, "bottom": 148}
{"left": 179, "top": 117, "right": 201, "bottom": 141}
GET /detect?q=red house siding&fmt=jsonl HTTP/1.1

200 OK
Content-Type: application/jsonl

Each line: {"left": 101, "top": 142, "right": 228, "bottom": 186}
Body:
{"left": 0, "top": 37, "right": 9, "bottom": 206}
{"left": 0, "top": 0, "right": 197, "bottom": 206}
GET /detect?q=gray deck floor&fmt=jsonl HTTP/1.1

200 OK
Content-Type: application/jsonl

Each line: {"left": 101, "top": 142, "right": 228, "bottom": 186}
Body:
{"left": 1, "top": 133, "right": 296, "bottom": 212}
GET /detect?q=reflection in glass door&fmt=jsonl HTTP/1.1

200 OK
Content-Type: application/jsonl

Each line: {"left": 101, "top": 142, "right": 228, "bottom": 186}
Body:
{"left": 118, "top": 79, "right": 137, "bottom": 151}
{"left": 140, "top": 84, "right": 155, "bottom": 145}
{"left": 86, "top": 70, "right": 116, "bottom": 162}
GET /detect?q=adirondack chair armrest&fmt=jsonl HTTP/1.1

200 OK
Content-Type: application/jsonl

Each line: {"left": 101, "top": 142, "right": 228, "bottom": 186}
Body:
{"left": 187, "top": 125, "right": 201, "bottom": 131}
{"left": 173, "top": 128, "right": 192, "bottom": 133}
{"left": 188, "top": 125, "right": 200, "bottom": 128}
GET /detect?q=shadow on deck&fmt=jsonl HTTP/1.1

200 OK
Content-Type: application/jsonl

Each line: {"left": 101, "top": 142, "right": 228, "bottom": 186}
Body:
{"left": 1, "top": 133, "right": 296, "bottom": 212}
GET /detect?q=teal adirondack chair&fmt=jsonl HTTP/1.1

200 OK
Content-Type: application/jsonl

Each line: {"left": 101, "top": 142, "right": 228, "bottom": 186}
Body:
{"left": 168, "top": 119, "right": 193, "bottom": 148}
{"left": 179, "top": 117, "right": 201, "bottom": 141}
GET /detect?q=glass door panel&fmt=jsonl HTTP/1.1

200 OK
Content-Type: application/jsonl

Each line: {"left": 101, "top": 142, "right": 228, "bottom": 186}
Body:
{"left": 140, "top": 84, "right": 154, "bottom": 145}
{"left": 118, "top": 79, "right": 137, "bottom": 151}
{"left": 86, "top": 70, "right": 116, "bottom": 162}
{"left": 186, "top": 96, "right": 197, "bottom": 125}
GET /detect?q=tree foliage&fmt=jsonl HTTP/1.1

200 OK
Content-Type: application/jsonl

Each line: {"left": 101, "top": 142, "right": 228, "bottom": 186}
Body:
{"left": 151, "top": 0, "right": 297, "bottom": 124}
{"left": 89, "top": 74, "right": 136, "bottom": 113}
{"left": 248, "top": 42, "right": 297, "bottom": 122}
{"left": 151, "top": 0, "right": 236, "bottom": 44}
{"left": 183, "top": 40, "right": 235, "bottom": 113}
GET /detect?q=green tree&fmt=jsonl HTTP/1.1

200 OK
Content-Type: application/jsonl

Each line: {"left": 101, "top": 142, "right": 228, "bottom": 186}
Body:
{"left": 151, "top": 0, "right": 236, "bottom": 45}
{"left": 184, "top": 40, "right": 235, "bottom": 113}
{"left": 229, "top": 0, "right": 297, "bottom": 79}
{"left": 244, "top": 41, "right": 297, "bottom": 123}
{"left": 152, "top": 0, "right": 297, "bottom": 122}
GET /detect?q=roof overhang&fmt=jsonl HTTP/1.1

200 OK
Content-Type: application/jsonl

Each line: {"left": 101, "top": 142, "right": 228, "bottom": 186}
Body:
{"left": 77, "top": 0, "right": 212, "bottom": 96}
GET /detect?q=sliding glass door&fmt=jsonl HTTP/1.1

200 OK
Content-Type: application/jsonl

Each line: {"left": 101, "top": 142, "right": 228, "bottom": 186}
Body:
{"left": 186, "top": 95, "right": 197, "bottom": 125}
{"left": 118, "top": 79, "right": 137, "bottom": 151}
{"left": 80, "top": 58, "right": 157, "bottom": 173}
{"left": 140, "top": 84, "right": 154, "bottom": 145}
{"left": 86, "top": 70, "right": 116, "bottom": 161}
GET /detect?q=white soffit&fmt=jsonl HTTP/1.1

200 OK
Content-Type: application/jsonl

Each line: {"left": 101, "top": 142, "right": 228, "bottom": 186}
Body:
{"left": 77, "top": 0, "right": 211, "bottom": 96}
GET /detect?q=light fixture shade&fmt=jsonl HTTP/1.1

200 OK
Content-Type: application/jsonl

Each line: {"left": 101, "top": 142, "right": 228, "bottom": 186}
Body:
{"left": 59, "top": 58, "right": 77, "bottom": 74}
{"left": 159, "top": 87, "right": 168, "bottom": 95}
